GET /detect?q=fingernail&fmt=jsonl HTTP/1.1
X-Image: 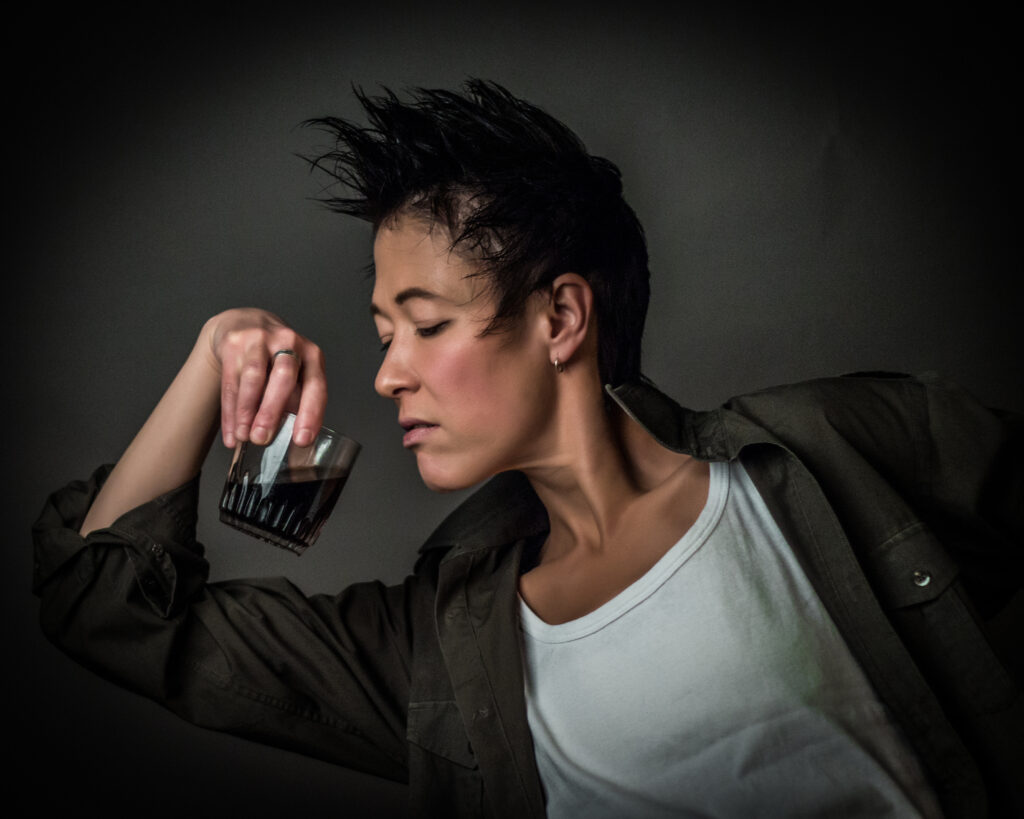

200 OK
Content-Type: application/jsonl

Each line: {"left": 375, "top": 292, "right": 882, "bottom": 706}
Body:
{"left": 294, "top": 428, "right": 312, "bottom": 447}
{"left": 251, "top": 426, "right": 268, "bottom": 445}
{"left": 235, "top": 424, "right": 250, "bottom": 442}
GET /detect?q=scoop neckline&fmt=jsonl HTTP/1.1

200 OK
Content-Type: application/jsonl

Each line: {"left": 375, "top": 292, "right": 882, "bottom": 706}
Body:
{"left": 518, "top": 460, "right": 730, "bottom": 643}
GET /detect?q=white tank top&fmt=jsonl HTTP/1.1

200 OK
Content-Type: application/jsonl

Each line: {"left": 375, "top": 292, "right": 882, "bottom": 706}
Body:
{"left": 518, "top": 460, "right": 941, "bottom": 818}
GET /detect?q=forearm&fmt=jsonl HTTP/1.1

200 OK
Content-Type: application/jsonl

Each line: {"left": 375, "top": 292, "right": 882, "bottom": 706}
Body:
{"left": 77, "top": 307, "right": 328, "bottom": 536}
{"left": 79, "top": 331, "right": 222, "bottom": 536}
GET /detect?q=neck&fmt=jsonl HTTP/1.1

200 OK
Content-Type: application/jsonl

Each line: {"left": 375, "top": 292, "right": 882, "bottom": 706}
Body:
{"left": 521, "top": 377, "right": 694, "bottom": 560}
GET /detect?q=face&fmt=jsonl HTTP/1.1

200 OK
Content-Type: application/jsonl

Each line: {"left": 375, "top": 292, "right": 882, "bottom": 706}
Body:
{"left": 371, "top": 218, "right": 556, "bottom": 491}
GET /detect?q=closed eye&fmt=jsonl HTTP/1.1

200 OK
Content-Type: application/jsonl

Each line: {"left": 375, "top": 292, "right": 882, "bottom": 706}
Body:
{"left": 377, "top": 321, "right": 449, "bottom": 354}
{"left": 417, "top": 321, "right": 449, "bottom": 338}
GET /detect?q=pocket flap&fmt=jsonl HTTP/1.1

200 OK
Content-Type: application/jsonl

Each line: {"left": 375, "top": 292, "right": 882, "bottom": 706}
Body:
{"left": 407, "top": 700, "right": 478, "bottom": 769}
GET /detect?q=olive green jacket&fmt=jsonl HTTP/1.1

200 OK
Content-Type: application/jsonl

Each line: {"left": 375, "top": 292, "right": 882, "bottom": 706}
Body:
{"left": 33, "top": 373, "right": 1023, "bottom": 817}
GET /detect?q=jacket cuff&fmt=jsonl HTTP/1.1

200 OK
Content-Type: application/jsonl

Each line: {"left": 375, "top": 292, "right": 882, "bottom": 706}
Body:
{"left": 32, "top": 465, "right": 206, "bottom": 609}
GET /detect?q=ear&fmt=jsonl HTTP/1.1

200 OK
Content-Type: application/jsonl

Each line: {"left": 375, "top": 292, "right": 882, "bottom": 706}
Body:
{"left": 544, "top": 273, "right": 594, "bottom": 367}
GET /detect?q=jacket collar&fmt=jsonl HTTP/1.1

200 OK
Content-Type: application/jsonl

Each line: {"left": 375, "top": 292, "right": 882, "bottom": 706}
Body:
{"left": 418, "top": 377, "right": 774, "bottom": 557}
{"left": 606, "top": 378, "right": 725, "bottom": 458}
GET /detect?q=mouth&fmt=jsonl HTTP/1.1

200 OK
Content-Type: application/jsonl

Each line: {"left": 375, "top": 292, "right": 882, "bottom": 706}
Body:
{"left": 400, "top": 418, "right": 438, "bottom": 448}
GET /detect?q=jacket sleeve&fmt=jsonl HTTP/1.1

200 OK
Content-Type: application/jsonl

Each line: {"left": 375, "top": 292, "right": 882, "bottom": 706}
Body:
{"left": 31, "top": 464, "right": 416, "bottom": 782}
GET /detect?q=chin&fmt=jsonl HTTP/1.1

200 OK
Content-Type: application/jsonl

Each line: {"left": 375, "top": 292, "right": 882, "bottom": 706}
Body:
{"left": 416, "top": 454, "right": 493, "bottom": 494}
{"left": 418, "top": 470, "right": 475, "bottom": 494}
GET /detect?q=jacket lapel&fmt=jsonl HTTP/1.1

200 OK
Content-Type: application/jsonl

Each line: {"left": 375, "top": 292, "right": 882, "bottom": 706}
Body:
{"left": 427, "top": 472, "right": 548, "bottom": 818}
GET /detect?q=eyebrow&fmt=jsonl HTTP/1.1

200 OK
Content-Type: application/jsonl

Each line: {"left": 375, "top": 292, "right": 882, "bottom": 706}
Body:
{"left": 370, "top": 287, "right": 445, "bottom": 317}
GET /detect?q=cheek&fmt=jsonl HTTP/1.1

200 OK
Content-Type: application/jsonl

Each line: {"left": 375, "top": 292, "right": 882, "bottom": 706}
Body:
{"left": 430, "top": 346, "right": 480, "bottom": 392}
{"left": 427, "top": 342, "right": 539, "bottom": 428}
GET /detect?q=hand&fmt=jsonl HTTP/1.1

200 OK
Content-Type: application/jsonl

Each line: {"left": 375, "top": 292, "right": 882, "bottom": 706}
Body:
{"left": 203, "top": 308, "right": 327, "bottom": 448}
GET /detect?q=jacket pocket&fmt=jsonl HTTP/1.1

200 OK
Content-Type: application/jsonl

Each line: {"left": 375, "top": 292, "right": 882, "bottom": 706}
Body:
{"left": 407, "top": 701, "right": 485, "bottom": 818}
{"left": 407, "top": 700, "right": 479, "bottom": 769}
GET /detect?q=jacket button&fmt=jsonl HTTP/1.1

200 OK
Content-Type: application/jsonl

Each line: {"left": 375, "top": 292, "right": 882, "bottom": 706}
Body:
{"left": 151, "top": 543, "right": 165, "bottom": 558}
{"left": 912, "top": 570, "right": 931, "bottom": 587}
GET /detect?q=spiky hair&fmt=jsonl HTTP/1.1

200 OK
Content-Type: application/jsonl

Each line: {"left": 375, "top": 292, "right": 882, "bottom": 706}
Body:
{"left": 304, "top": 79, "right": 650, "bottom": 385}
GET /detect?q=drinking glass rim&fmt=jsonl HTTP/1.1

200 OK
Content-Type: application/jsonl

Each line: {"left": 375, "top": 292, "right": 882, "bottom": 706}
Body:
{"left": 280, "top": 411, "right": 357, "bottom": 446}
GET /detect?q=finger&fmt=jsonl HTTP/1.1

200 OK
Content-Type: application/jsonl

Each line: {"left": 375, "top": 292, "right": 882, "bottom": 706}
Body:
{"left": 250, "top": 349, "right": 302, "bottom": 445}
{"left": 232, "top": 338, "right": 271, "bottom": 443}
{"left": 293, "top": 344, "right": 328, "bottom": 447}
{"left": 220, "top": 343, "right": 243, "bottom": 448}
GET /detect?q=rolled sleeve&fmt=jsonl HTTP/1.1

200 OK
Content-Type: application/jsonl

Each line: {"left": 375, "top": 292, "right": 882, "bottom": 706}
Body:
{"left": 32, "top": 464, "right": 208, "bottom": 616}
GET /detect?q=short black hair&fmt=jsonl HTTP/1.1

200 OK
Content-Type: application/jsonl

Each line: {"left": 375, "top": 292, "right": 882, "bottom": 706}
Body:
{"left": 304, "top": 79, "right": 650, "bottom": 386}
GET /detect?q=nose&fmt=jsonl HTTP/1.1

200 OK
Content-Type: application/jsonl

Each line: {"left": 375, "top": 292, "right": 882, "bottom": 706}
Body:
{"left": 374, "top": 341, "right": 418, "bottom": 399}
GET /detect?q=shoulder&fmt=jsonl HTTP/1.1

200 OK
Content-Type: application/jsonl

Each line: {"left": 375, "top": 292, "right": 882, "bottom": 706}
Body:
{"left": 722, "top": 371, "right": 937, "bottom": 443}
{"left": 724, "top": 370, "right": 1013, "bottom": 448}
{"left": 721, "top": 372, "right": 1021, "bottom": 524}
{"left": 717, "top": 371, "right": 969, "bottom": 489}
{"left": 726, "top": 369, "right": 921, "bottom": 410}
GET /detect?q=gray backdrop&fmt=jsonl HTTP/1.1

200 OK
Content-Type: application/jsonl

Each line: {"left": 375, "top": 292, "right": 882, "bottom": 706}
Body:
{"left": 9, "top": 5, "right": 1019, "bottom": 817}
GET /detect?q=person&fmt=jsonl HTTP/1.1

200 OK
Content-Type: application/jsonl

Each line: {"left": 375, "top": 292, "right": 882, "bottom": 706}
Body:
{"left": 32, "top": 80, "right": 1022, "bottom": 818}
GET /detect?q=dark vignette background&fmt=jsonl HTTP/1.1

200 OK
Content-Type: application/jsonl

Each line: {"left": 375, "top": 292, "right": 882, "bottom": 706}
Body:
{"left": 6, "top": 4, "right": 1020, "bottom": 816}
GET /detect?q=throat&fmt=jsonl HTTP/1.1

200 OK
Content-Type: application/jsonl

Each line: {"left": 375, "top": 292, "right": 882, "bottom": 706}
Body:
{"left": 519, "top": 459, "right": 710, "bottom": 625}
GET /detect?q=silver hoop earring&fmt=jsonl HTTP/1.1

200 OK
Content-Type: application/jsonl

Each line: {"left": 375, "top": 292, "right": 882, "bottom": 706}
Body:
{"left": 553, "top": 356, "right": 566, "bottom": 373}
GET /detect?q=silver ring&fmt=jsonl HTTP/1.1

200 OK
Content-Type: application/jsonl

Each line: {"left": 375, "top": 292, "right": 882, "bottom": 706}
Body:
{"left": 272, "top": 349, "right": 297, "bottom": 362}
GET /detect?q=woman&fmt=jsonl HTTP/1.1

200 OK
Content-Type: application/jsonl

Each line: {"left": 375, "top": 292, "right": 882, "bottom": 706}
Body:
{"left": 35, "top": 81, "right": 1021, "bottom": 817}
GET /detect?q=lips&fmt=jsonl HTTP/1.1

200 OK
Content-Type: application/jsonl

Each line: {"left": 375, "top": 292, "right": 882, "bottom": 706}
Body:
{"left": 400, "top": 418, "right": 438, "bottom": 448}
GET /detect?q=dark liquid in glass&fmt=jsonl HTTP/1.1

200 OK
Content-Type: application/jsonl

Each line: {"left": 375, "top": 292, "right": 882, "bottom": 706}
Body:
{"left": 219, "top": 463, "right": 349, "bottom": 555}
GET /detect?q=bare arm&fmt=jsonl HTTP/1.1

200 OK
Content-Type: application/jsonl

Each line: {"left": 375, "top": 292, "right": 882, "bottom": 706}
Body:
{"left": 79, "top": 307, "right": 327, "bottom": 536}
